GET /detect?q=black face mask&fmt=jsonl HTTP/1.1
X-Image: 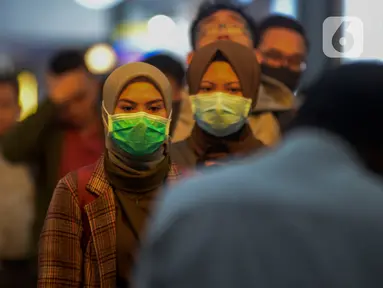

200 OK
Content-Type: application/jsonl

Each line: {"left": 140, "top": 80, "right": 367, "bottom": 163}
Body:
{"left": 261, "top": 64, "right": 302, "bottom": 92}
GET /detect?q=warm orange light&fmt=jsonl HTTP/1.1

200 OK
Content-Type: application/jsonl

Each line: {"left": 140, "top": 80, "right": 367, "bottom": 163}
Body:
{"left": 17, "top": 71, "right": 38, "bottom": 120}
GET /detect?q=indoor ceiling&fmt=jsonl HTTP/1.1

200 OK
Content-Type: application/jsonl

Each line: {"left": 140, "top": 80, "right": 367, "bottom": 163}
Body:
{"left": 0, "top": 0, "right": 111, "bottom": 46}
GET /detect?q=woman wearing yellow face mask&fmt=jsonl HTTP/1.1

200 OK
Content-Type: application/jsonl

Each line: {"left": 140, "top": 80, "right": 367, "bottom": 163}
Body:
{"left": 38, "top": 62, "right": 180, "bottom": 287}
{"left": 171, "top": 40, "right": 264, "bottom": 169}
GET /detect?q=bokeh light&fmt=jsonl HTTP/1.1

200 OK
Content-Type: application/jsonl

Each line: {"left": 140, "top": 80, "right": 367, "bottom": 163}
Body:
{"left": 147, "top": 15, "right": 176, "bottom": 43}
{"left": 270, "top": 0, "right": 298, "bottom": 18}
{"left": 17, "top": 71, "right": 38, "bottom": 121}
{"left": 74, "top": 0, "right": 123, "bottom": 10}
{"left": 85, "top": 43, "right": 117, "bottom": 74}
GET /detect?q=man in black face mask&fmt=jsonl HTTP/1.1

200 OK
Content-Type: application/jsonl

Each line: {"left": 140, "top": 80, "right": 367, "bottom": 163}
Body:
{"left": 254, "top": 15, "right": 308, "bottom": 131}
{"left": 256, "top": 15, "right": 308, "bottom": 92}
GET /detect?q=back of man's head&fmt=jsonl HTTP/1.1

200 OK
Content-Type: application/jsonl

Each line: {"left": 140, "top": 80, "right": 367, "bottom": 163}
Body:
{"left": 142, "top": 53, "right": 185, "bottom": 88}
{"left": 292, "top": 62, "right": 383, "bottom": 151}
{"left": 48, "top": 49, "right": 87, "bottom": 76}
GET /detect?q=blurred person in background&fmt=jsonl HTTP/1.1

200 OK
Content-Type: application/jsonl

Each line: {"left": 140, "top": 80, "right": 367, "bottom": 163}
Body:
{"left": 142, "top": 53, "right": 186, "bottom": 137}
{"left": 171, "top": 40, "right": 264, "bottom": 170}
{"left": 172, "top": 2, "right": 295, "bottom": 145}
{"left": 38, "top": 62, "right": 180, "bottom": 287}
{"left": 256, "top": 15, "right": 308, "bottom": 93}
{"left": 1, "top": 50, "right": 104, "bottom": 257}
{"left": 254, "top": 15, "right": 309, "bottom": 130}
{"left": 0, "top": 74, "right": 35, "bottom": 287}
{"left": 135, "top": 62, "right": 383, "bottom": 288}
{"left": 0, "top": 75, "right": 21, "bottom": 136}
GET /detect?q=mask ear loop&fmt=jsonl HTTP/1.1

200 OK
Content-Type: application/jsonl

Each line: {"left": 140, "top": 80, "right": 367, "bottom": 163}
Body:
{"left": 164, "top": 109, "right": 173, "bottom": 156}
{"left": 101, "top": 101, "right": 114, "bottom": 132}
{"left": 165, "top": 110, "right": 172, "bottom": 136}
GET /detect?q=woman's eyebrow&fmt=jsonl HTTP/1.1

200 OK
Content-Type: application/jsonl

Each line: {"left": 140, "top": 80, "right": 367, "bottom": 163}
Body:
{"left": 226, "top": 81, "right": 241, "bottom": 85}
{"left": 146, "top": 99, "right": 164, "bottom": 105}
{"left": 117, "top": 99, "right": 136, "bottom": 105}
{"left": 200, "top": 80, "right": 214, "bottom": 85}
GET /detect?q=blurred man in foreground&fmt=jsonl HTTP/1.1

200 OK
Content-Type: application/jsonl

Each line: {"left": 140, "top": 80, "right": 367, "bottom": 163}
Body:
{"left": 172, "top": 2, "right": 295, "bottom": 145}
{"left": 135, "top": 62, "right": 383, "bottom": 288}
{"left": 1, "top": 50, "right": 104, "bottom": 254}
{"left": 0, "top": 74, "right": 34, "bottom": 287}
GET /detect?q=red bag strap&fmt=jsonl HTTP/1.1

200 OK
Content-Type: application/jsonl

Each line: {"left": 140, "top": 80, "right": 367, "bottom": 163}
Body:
{"left": 77, "top": 165, "right": 96, "bottom": 251}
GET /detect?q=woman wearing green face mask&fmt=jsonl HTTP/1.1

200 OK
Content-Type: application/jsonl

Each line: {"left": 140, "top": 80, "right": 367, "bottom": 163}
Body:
{"left": 38, "top": 62, "right": 180, "bottom": 287}
{"left": 171, "top": 40, "right": 265, "bottom": 169}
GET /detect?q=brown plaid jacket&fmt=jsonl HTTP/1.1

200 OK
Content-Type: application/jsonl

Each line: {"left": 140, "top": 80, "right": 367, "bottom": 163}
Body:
{"left": 38, "top": 156, "right": 181, "bottom": 287}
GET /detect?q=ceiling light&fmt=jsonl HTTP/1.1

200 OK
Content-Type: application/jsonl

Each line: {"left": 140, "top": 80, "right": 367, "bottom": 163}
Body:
{"left": 147, "top": 15, "right": 176, "bottom": 36}
{"left": 85, "top": 43, "right": 117, "bottom": 74}
{"left": 74, "top": 0, "right": 123, "bottom": 10}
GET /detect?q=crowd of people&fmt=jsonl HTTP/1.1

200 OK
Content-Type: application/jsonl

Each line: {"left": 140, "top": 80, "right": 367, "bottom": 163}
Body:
{"left": 1, "top": 2, "right": 382, "bottom": 288}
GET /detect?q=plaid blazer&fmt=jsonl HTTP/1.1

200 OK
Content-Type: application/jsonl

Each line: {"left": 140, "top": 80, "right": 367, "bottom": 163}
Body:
{"left": 38, "top": 156, "right": 181, "bottom": 287}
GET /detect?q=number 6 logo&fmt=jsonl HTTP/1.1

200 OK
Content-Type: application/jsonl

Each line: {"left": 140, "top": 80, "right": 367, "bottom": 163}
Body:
{"left": 323, "top": 17, "right": 364, "bottom": 58}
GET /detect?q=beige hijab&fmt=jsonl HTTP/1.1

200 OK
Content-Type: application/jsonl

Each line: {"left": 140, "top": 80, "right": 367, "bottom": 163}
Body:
{"left": 102, "top": 62, "right": 173, "bottom": 136}
{"left": 102, "top": 62, "right": 173, "bottom": 168}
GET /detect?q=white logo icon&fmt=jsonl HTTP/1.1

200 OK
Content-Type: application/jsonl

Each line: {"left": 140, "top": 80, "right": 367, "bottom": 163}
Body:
{"left": 323, "top": 16, "right": 364, "bottom": 58}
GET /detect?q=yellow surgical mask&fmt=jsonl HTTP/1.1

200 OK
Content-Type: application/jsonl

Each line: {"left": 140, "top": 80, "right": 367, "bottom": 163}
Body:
{"left": 190, "top": 92, "right": 252, "bottom": 137}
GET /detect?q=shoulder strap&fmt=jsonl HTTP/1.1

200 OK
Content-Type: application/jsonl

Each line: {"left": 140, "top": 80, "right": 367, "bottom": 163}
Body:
{"left": 77, "top": 165, "right": 96, "bottom": 251}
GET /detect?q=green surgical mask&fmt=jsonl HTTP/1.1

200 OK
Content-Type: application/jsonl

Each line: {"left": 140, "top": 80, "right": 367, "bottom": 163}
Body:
{"left": 190, "top": 92, "right": 252, "bottom": 137}
{"left": 107, "top": 111, "right": 170, "bottom": 156}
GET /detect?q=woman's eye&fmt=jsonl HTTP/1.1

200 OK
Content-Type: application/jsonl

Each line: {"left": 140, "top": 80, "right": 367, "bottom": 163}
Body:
{"left": 228, "top": 88, "right": 241, "bottom": 93}
{"left": 149, "top": 106, "right": 162, "bottom": 112}
{"left": 200, "top": 87, "right": 212, "bottom": 92}
{"left": 122, "top": 106, "right": 134, "bottom": 112}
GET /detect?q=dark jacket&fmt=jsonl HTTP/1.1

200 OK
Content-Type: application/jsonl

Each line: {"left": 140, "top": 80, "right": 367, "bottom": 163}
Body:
{"left": 1, "top": 99, "right": 103, "bottom": 252}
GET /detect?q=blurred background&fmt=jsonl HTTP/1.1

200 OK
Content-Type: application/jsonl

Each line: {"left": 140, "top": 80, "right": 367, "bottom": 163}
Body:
{"left": 0, "top": 1, "right": 382, "bottom": 286}
{"left": 0, "top": 0, "right": 380, "bottom": 119}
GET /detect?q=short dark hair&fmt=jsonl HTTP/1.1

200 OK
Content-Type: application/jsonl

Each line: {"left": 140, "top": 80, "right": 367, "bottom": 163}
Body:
{"left": 292, "top": 62, "right": 383, "bottom": 151}
{"left": 0, "top": 73, "right": 19, "bottom": 102}
{"left": 189, "top": 2, "right": 259, "bottom": 49}
{"left": 143, "top": 53, "right": 186, "bottom": 87}
{"left": 48, "top": 49, "right": 87, "bottom": 75}
{"left": 258, "top": 14, "right": 309, "bottom": 50}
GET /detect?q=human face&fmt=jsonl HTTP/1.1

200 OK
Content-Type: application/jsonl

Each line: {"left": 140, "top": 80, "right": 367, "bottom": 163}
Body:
{"left": 196, "top": 10, "right": 253, "bottom": 49}
{"left": 0, "top": 83, "right": 20, "bottom": 136}
{"left": 50, "top": 69, "right": 99, "bottom": 128}
{"left": 256, "top": 27, "right": 307, "bottom": 72}
{"left": 198, "top": 61, "right": 243, "bottom": 97}
{"left": 114, "top": 80, "right": 167, "bottom": 118}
